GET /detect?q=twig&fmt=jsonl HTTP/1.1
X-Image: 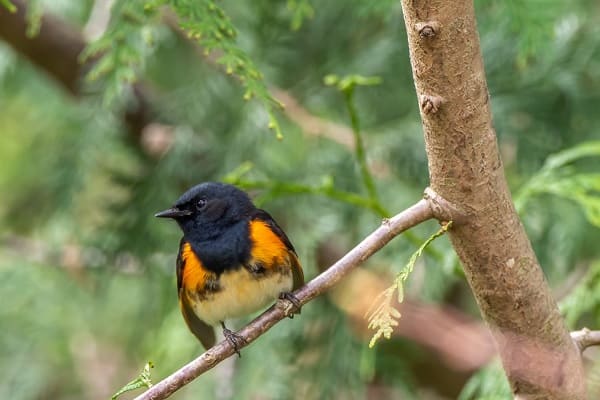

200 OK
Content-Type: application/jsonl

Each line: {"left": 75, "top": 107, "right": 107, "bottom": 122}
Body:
{"left": 133, "top": 198, "right": 434, "bottom": 400}
{"left": 231, "top": 179, "right": 442, "bottom": 260}
{"left": 232, "top": 179, "right": 387, "bottom": 217}
{"left": 269, "top": 88, "right": 355, "bottom": 149}
{"left": 343, "top": 87, "right": 377, "bottom": 202}
{"left": 571, "top": 328, "right": 600, "bottom": 352}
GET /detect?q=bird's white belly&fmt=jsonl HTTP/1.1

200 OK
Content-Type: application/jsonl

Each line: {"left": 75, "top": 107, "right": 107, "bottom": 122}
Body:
{"left": 191, "top": 268, "right": 293, "bottom": 326}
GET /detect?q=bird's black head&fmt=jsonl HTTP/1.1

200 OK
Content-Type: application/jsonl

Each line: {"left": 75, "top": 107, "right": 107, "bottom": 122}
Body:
{"left": 155, "top": 182, "right": 255, "bottom": 240}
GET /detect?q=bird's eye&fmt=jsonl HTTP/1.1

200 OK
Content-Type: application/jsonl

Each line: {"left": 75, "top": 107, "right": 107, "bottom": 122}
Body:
{"left": 196, "top": 199, "right": 207, "bottom": 210}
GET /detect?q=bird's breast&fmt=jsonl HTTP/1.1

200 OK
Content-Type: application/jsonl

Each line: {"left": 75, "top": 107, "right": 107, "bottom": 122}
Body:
{"left": 185, "top": 266, "right": 293, "bottom": 326}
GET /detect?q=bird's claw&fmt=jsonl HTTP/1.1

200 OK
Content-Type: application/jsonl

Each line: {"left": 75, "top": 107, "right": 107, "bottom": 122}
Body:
{"left": 221, "top": 322, "right": 246, "bottom": 357}
{"left": 279, "top": 292, "right": 302, "bottom": 318}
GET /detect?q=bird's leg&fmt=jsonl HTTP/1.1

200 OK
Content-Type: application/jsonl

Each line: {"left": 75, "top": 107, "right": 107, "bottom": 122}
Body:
{"left": 220, "top": 321, "right": 246, "bottom": 357}
{"left": 279, "top": 292, "right": 302, "bottom": 318}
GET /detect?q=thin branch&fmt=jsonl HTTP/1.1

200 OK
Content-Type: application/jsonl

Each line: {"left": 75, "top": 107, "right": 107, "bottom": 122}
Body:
{"left": 269, "top": 88, "right": 355, "bottom": 150}
{"left": 133, "top": 198, "right": 434, "bottom": 400}
{"left": 343, "top": 87, "right": 378, "bottom": 202}
{"left": 233, "top": 179, "right": 388, "bottom": 217}
{"left": 231, "top": 179, "right": 443, "bottom": 260}
{"left": 571, "top": 328, "right": 600, "bottom": 353}
{"left": 315, "top": 240, "right": 495, "bottom": 372}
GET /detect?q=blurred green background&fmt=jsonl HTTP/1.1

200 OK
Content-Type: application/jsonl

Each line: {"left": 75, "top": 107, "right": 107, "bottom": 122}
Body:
{"left": 1, "top": 0, "right": 600, "bottom": 399}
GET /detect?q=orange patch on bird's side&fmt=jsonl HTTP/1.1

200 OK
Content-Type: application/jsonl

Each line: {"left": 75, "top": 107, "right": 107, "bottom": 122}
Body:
{"left": 249, "top": 220, "right": 287, "bottom": 267}
{"left": 180, "top": 242, "right": 214, "bottom": 291}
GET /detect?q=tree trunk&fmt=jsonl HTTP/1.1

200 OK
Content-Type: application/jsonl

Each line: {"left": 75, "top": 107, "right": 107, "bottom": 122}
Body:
{"left": 399, "top": 1, "right": 586, "bottom": 398}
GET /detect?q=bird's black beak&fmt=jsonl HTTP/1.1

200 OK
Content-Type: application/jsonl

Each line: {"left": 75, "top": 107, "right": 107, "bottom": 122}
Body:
{"left": 154, "top": 207, "right": 192, "bottom": 219}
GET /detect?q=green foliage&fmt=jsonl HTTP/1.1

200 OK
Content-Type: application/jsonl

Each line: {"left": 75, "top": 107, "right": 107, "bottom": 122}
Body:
{"left": 25, "top": 0, "right": 43, "bottom": 37}
{"left": 80, "top": 0, "right": 159, "bottom": 107}
{"left": 287, "top": 0, "right": 314, "bottom": 30}
{"left": 516, "top": 141, "right": 600, "bottom": 227}
{"left": 560, "top": 260, "right": 600, "bottom": 328}
{"left": 111, "top": 361, "right": 154, "bottom": 399}
{"left": 458, "top": 360, "right": 511, "bottom": 400}
{"left": 507, "top": 0, "right": 564, "bottom": 64}
{"left": 325, "top": 74, "right": 383, "bottom": 204}
{"left": 2, "top": 0, "right": 600, "bottom": 399}
{"left": 229, "top": 176, "right": 383, "bottom": 214}
{"left": 230, "top": 74, "right": 387, "bottom": 216}
{"left": 0, "top": 0, "right": 16, "bottom": 13}
{"left": 167, "top": 0, "right": 285, "bottom": 138}
{"left": 478, "top": 0, "right": 568, "bottom": 67}
{"left": 324, "top": 74, "right": 383, "bottom": 92}
{"left": 367, "top": 222, "right": 452, "bottom": 348}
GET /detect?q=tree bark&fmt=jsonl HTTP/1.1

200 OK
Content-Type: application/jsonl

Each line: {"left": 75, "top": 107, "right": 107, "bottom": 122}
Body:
{"left": 399, "top": 1, "right": 586, "bottom": 399}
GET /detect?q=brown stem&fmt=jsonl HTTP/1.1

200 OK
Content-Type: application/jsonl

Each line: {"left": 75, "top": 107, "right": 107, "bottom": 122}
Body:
{"left": 400, "top": 1, "right": 586, "bottom": 399}
{"left": 571, "top": 328, "right": 600, "bottom": 353}
{"left": 133, "top": 199, "right": 434, "bottom": 400}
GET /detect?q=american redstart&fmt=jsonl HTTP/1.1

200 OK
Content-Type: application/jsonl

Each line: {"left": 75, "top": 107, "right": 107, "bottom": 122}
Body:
{"left": 155, "top": 182, "right": 304, "bottom": 354}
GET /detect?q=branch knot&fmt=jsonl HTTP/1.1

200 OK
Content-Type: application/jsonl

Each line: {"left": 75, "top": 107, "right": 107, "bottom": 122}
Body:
{"left": 423, "top": 187, "right": 468, "bottom": 225}
{"left": 415, "top": 21, "right": 440, "bottom": 38}
{"left": 420, "top": 95, "right": 444, "bottom": 115}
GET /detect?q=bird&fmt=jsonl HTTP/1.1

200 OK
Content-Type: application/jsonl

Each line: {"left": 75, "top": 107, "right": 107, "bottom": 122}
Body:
{"left": 155, "top": 182, "right": 304, "bottom": 355}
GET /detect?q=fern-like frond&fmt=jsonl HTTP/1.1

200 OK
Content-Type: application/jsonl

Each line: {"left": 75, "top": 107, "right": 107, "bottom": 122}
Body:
{"left": 366, "top": 221, "right": 452, "bottom": 347}
{"left": 111, "top": 361, "right": 154, "bottom": 400}
{"left": 80, "top": 0, "right": 160, "bottom": 107}
{"left": 168, "top": 0, "right": 285, "bottom": 138}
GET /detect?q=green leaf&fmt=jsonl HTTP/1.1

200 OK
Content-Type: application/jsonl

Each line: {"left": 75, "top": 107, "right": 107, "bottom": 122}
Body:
{"left": 323, "top": 73, "right": 382, "bottom": 93}
{"left": 168, "top": 0, "right": 284, "bottom": 138}
{"left": 287, "top": 0, "right": 314, "bottom": 30}
{"left": 515, "top": 142, "right": 600, "bottom": 228}
{"left": 25, "top": 0, "right": 42, "bottom": 38}
{"left": 81, "top": 0, "right": 159, "bottom": 108}
{"left": 0, "top": 0, "right": 16, "bottom": 13}
{"left": 542, "top": 141, "right": 600, "bottom": 171}
{"left": 458, "top": 360, "right": 510, "bottom": 400}
{"left": 560, "top": 261, "right": 600, "bottom": 327}
{"left": 222, "top": 162, "right": 254, "bottom": 183}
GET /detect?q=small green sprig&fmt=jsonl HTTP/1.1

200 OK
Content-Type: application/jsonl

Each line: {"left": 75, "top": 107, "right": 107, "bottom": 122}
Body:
{"left": 170, "top": 0, "right": 285, "bottom": 138}
{"left": 287, "top": 0, "right": 314, "bottom": 30}
{"left": 515, "top": 141, "right": 600, "bottom": 228}
{"left": 0, "top": 0, "right": 42, "bottom": 36}
{"left": 366, "top": 221, "right": 452, "bottom": 348}
{"left": 111, "top": 361, "right": 154, "bottom": 400}
{"left": 25, "top": 0, "right": 42, "bottom": 37}
{"left": 0, "top": 0, "right": 16, "bottom": 13}
{"left": 223, "top": 161, "right": 443, "bottom": 260}
{"left": 324, "top": 74, "right": 382, "bottom": 208}
{"left": 80, "top": 0, "right": 159, "bottom": 107}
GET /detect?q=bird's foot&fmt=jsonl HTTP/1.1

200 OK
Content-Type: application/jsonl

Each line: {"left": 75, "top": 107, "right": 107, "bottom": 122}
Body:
{"left": 278, "top": 292, "right": 302, "bottom": 318}
{"left": 220, "top": 322, "right": 246, "bottom": 357}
